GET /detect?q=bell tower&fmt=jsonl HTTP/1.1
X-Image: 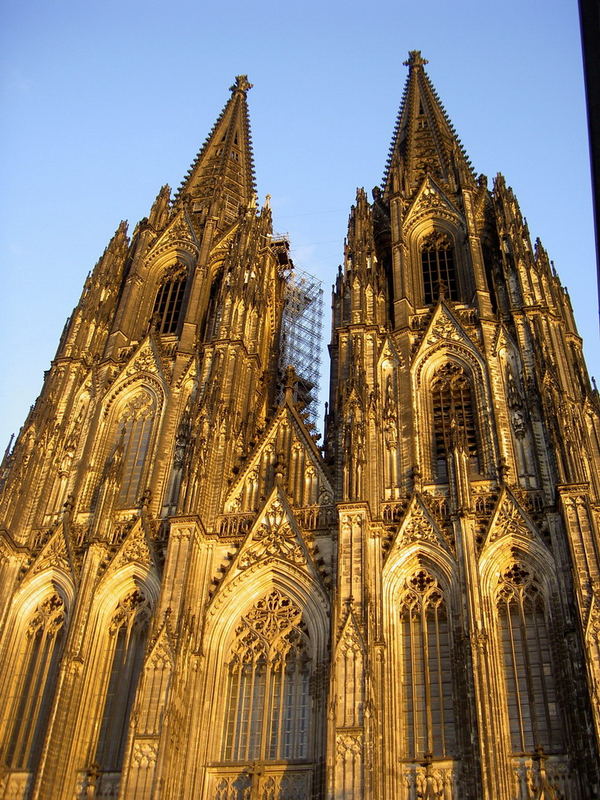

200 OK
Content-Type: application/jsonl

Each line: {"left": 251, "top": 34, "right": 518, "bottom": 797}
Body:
{"left": 326, "top": 51, "right": 600, "bottom": 799}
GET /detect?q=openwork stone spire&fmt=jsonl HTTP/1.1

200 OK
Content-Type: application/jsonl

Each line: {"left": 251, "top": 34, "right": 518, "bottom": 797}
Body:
{"left": 174, "top": 75, "right": 256, "bottom": 216}
{"left": 383, "top": 51, "right": 475, "bottom": 197}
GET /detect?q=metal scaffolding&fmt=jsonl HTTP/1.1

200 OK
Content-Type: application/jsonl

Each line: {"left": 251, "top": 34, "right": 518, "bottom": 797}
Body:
{"left": 279, "top": 266, "right": 323, "bottom": 428}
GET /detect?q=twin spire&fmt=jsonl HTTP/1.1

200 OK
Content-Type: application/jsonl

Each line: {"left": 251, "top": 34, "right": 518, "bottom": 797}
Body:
{"left": 383, "top": 50, "right": 475, "bottom": 197}
{"left": 175, "top": 74, "right": 256, "bottom": 214}
{"left": 174, "top": 56, "right": 473, "bottom": 215}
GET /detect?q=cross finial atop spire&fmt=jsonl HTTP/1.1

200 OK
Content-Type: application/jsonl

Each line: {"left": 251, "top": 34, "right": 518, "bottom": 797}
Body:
{"left": 403, "top": 50, "right": 428, "bottom": 69}
{"left": 230, "top": 75, "right": 253, "bottom": 94}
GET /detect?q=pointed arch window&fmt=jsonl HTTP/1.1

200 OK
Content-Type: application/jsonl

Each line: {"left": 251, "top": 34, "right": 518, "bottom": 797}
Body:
{"left": 205, "top": 267, "right": 224, "bottom": 340}
{"left": 497, "top": 564, "right": 563, "bottom": 754}
{"left": 399, "top": 569, "right": 456, "bottom": 759}
{"left": 3, "top": 593, "right": 66, "bottom": 770}
{"left": 431, "top": 363, "right": 479, "bottom": 480}
{"left": 113, "top": 393, "right": 156, "bottom": 508}
{"left": 222, "top": 590, "right": 311, "bottom": 763}
{"left": 152, "top": 267, "right": 187, "bottom": 334}
{"left": 95, "top": 590, "right": 151, "bottom": 772}
{"left": 421, "top": 232, "right": 458, "bottom": 304}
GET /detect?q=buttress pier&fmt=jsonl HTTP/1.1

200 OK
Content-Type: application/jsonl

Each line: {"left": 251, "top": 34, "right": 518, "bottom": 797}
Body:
{"left": 1, "top": 55, "right": 600, "bottom": 800}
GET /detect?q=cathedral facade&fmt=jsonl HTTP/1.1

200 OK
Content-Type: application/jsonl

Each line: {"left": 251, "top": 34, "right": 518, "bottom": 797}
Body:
{"left": 1, "top": 53, "right": 600, "bottom": 800}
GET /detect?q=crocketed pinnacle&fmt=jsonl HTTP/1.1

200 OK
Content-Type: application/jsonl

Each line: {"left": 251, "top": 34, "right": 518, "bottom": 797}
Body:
{"left": 174, "top": 75, "right": 256, "bottom": 213}
{"left": 383, "top": 51, "right": 475, "bottom": 197}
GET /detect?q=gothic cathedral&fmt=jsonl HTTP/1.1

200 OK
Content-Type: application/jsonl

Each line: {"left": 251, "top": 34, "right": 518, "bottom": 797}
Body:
{"left": 1, "top": 53, "right": 600, "bottom": 800}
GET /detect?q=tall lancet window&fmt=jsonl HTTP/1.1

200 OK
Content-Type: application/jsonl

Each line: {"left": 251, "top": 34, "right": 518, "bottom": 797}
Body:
{"left": 222, "top": 590, "right": 311, "bottom": 763}
{"left": 115, "top": 393, "right": 156, "bottom": 508}
{"left": 3, "top": 593, "right": 66, "bottom": 770}
{"left": 95, "top": 590, "right": 151, "bottom": 772}
{"left": 399, "top": 569, "right": 456, "bottom": 760}
{"left": 421, "top": 232, "right": 458, "bottom": 304}
{"left": 152, "top": 267, "right": 187, "bottom": 334}
{"left": 497, "top": 563, "right": 563, "bottom": 754}
{"left": 431, "top": 363, "right": 479, "bottom": 481}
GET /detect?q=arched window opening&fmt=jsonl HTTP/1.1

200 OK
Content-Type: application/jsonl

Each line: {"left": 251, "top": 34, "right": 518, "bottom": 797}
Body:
{"left": 222, "top": 590, "right": 311, "bottom": 763}
{"left": 205, "top": 268, "right": 224, "bottom": 340}
{"left": 152, "top": 268, "right": 187, "bottom": 334}
{"left": 482, "top": 243, "right": 498, "bottom": 314}
{"left": 431, "top": 363, "right": 479, "bottom": 481}
{"left": 421, "top": 232, "right": 458, "bottom": 305}
{"left": 3, "top": 593, "right": 66, "bottom": 770}
{"left": 95, "top": 590, "right": 151, "bottom": 772}
{"left": 399, "top": 569, "right": 456, "bottom": 760}
{"left": 113, "top": 393, "right": 155, "bottom": 508}
{"left": 497, "top": 563, "right": 563, "bottom": 754}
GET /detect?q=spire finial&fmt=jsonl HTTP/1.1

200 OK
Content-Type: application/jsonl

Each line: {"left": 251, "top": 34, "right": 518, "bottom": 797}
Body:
{"left": 230, "top": 75, "right": 253, "bottom": 94}
{"left": 404, "top": 50, "right": 428, "bottom": 69}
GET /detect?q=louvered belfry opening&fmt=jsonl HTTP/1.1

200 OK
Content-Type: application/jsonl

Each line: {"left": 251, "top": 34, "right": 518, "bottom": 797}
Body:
{"left": 421, "top": 232, "right": 458, "bottom": 304}
{"left": 152, "top": 269, "right": 187, "bottom": 334}
{"left": 432, "top": 363, "right": 479, "bottom": 480}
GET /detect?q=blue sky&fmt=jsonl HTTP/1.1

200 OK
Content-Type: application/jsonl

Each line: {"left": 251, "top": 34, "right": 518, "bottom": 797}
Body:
{"left": 1, "top": 0, "right": 597, "bottom": 448}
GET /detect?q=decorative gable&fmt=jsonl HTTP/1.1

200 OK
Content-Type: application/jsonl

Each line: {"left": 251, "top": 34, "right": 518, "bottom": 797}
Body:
{"left": 403, "top": 177, "right": 463, "bottom": 234}
{"left": 29, "top": 526, "right": 73, "bottom": 578}
{"left": 122, "top": 334, "right": 168, "bottom": 382}
{"left": 413, "top": 301, "right": 481, "bottom": 370}
{"left": 213, "top": 486, "right": 326, "bottom": 599}
{"left": 224, "top": 402, "right": 332, "bottom": 513}
{"left": 145, "top": 208, "right": 199, "bottom": 266}
{"left": 385, "top": 494, "right": 455, "bottom": 564}
{"left": 480, "top": 487, "right": 546, "bottom": 554}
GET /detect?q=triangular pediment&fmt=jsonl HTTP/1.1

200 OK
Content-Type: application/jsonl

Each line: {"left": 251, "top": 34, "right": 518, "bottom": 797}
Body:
{"left": 480, "top": 487, "right": 546, "bottom": 553}
{"left": 116, "top": 333, "right": 169, "bottom": 385}
{"left": 377, "top": 336, "right": 403, "bottom": 371}
{"left": 491, "top": 322, "right": 519, "bottom": 358}
{"left": 403, "top": 176, "right": 463, "bottom": 232}
{"left": 415, "top": 301, "right": 479, "bottom": 359}
{"left": 224, "top": 399, "right": 332, "bottom": 513}
{"left": 145, "top": 615, "right": 175, "bottom": 670}
{"left": 216, "top": 486, "right": 326, "bottom": 592}
{"left": 336, "top": 603, "right": 366, "bottom": 651}
{"left": 28, "top": 525, "right": 74, "bottom": 578}
{"left": 104, "top": 518, "right": 157, "bottom": 576}
{"left": 145, "top": 208, "right": 199, "bottom": 266}
{"left": 384, "top": 494, "right": 455, "bottom": 567}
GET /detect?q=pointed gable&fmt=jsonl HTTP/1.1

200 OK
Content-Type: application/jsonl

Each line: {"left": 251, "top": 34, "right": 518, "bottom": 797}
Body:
{"left": 29, "top": 526, "right": 74, "bottom": 578}
{"left": 118, "top": 333, "right": 170, "bottom": 385}
{"left": 145, "top": 615, "right": 175, "bottom": 670}
{"left": 336, "top": 602, "right": 366, "bottom": 651}
{"left": 384, "top": 494, "right": 455, "bottom": 565}
{"left": 480, "top": 487, "right": 547, "bottom": 554}
{"left": 99, "top": 518, "right": 158, "bottom": 583}
{"left": 224, "top": 399, "right": 332, "bottom": 513}
{"left": 215, "top": 486, "right": 326, "bottom": 594}
{"left": 415, "top": 300, "right": 480, "bottom": 360}
{"left": 145, "top": 207, "right": 199, "bottom": 267}
{"left": 403, "top": 176, "right": 464, "bottom": 235}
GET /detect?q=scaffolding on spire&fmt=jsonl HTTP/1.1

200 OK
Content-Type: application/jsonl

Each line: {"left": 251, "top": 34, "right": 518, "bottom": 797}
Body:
{"left": 279, "top": 264, "right": 323, "bottom": 429}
